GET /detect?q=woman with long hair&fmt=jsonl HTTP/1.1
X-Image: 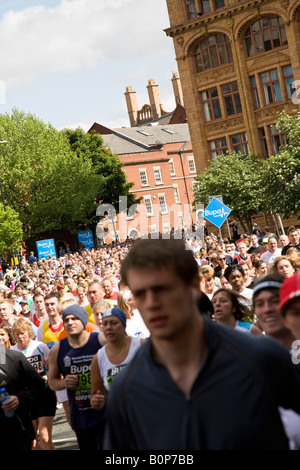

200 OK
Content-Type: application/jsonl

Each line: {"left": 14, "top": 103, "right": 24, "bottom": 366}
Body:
{"left": 212, "top": 288, "right": 262, "bottom": 335}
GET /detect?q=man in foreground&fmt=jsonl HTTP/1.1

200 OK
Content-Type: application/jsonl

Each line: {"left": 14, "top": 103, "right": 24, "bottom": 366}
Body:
{"left": 103, "top": 238, "right": 300, "bottom": 450}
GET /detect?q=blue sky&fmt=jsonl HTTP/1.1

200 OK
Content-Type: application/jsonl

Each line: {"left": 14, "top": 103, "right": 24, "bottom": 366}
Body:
{"left": 0, "top": 0, "right": 178, "bottom": 131}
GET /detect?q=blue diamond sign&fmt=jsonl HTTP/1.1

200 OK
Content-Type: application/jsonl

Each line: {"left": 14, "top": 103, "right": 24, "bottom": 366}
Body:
{"left": 203, "top": 197, "right": 231, "bottom": 228}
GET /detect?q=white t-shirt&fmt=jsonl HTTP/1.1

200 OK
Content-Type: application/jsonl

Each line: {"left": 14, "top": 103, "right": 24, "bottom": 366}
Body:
{"left": 11, "top": 339, "right": 50, "bottom": 375}
{"left": 126, "top": 309, "right": 150, "bottom": 339}
{"left": 260, "top": 249, "right": 282, "bottom": 266}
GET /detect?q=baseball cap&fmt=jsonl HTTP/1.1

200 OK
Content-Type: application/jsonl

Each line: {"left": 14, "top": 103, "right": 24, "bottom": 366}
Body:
{"left": 102, "top": 307, "right": 127, "bottom": 328}
{"left": 252, "top": 273, "right": 285, "bottom": 298}
{"left": 279, "top": 272, "right": 300, "bottom": 310}
{"left": 62, "top": 304, "right": 88, "bottom": 327}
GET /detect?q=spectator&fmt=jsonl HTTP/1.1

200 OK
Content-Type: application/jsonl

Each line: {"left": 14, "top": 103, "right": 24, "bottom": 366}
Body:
{"left": 0, "top": 348, "right": 46, "bottom": 450}
{"left": 260, "top": 236, "right": 282, "bottom": 267}
{"left": 271, "top": 256, "right": 297, "bottom": 279}
{"left": 212, "top": 289, "right": 262, "bottom": 335}
{"left": 103, "top": 238, "right": 300, "bottom": 450}
{"left": 282, "top": 227, "right": 300, "bottom": 256}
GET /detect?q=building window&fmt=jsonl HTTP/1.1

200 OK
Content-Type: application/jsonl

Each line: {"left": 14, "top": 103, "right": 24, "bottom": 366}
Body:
{"left": 173, "top": 185, "right": 180, "bottom": 204}
{"left": 185, "top": 0, "right": 197, "bottom": 19}
{"left": 283, "top": 65, "right": 295, "bottom": 100}
{"left": 209, "top": 137, "right": 228, "bottom": 159}
{"left": 230, "top": 133, "right": 249, "bottom": 154}
{"left": 250, "top": 76, "right": 260, "bottom": 108}
{"left": 213, "top": 0, "right": 225, "bottom": 9}
{"left": 260, "top": 69, "right": 282, "bottom": 105}
{"left": 187, "top": 156, "right": 196, "bottom": 173}
{"left": 199, "top": 1, "right": 211, "bottom": 14}
{"left": 222, "top": 81, "right": 242, "bottom": 116}
{"left": 144, "top": 196, "right": 153, "bottom": 217}
{"left": 194, "top": 33, "right": 233, "bottom": 73}
{"left": 153, "top": 167, "right": 163, "bottom": 185}
{"left": 139, "top": 168, "right": 149, "bottom": 187}
{"left": 245, "top": 16, "right": 287, "bottom": 57}
{"left": 202, "top": 87, "right": 222, "bottom": 121}
{"left": 158, "top": 194, "right": 168, "bottom": 214}
{"left": 168, "top": 159, "right": 176, "bottom": 176}
{"left": 269, "top": 126, "right": 288, "bottom": 155}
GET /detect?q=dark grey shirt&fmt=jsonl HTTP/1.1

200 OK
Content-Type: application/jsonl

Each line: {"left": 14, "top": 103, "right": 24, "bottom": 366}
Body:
{"left": 104, "top": 315, "right": 300, "bottom": 450}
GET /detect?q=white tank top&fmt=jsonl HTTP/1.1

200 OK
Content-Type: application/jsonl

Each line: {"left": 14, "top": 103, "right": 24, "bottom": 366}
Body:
{"left": 97, "top": 336, "right": 142, "bottom": 391}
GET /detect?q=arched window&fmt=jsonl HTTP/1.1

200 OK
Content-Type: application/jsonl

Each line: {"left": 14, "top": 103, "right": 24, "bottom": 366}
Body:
{"left": 194, "top": 33, "right": 233, "bottom": 72}
{"left": 245, "top": 16, "right": 287, "bottom": 57}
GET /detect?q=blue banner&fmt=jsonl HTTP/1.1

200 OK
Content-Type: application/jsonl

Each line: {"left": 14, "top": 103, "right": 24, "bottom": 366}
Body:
{"left": 78, "top": 230, "right": 94, "bottom": 250}
{"left": 36, "top": 239, "right": 57, "bottom": 259}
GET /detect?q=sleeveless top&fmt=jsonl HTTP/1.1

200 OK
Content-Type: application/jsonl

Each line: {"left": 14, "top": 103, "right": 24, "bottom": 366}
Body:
{"left": 57, "top": 332, "right": 104, "bottom": 430}
{"left": 97, "top": 336, "right": 142, "bottom": 391}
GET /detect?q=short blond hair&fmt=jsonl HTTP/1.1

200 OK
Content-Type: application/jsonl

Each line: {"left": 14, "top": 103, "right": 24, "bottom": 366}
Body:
{"left": 12, "top": 317, "right": 35, "bottom": 339}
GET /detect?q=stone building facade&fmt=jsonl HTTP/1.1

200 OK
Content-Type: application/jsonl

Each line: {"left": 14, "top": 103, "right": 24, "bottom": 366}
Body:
{"left": 164, "top": 0, "right": 300, "bottom": 171}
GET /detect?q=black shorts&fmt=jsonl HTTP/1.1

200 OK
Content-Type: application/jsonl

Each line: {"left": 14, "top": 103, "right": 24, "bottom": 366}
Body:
{"left": 31, "top": 385, "right": 57, "bottom": 420}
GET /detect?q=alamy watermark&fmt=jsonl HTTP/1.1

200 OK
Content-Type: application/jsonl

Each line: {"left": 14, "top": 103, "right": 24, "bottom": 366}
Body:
{"left": 291, "top": 340, "right": 300, "bottom": 365}
{"left": 96, "top": 196, "right": 205, "bottom": 242}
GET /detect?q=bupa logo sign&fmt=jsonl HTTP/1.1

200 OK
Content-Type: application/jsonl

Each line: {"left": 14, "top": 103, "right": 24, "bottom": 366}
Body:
{"left": 203, "top": 197, "right": 231, "bottom": 228}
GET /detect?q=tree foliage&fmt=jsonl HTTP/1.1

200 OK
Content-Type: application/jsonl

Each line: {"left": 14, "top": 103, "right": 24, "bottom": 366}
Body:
{"left": 62, "top": 128, "right": 140, "bottom": 221}
{"left": 0, "top": 205, "right": 23, "bottom": 254}
{"left": 260, "top": 111, "right": 300, "bottom": 218}
{"left": 193, "top": 152, "right": 263, "bottom": 233}
{"left": 0, "top": 109, "right": 139, "bottom": 240}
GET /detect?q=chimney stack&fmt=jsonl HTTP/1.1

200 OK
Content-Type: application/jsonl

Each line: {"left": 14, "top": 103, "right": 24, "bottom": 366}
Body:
{"left": 171, "top": 71, "right": 184, "bottom": 106}
{"left": 147, "top": 79, "right": 162, "bottom": 120}
{"left": 124, "top": 86, "right": 138, "bottom": 127}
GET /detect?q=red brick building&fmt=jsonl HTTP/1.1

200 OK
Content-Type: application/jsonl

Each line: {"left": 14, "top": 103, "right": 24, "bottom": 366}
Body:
{"left": 89, "top": 121, "right": 197, "bottom": 243}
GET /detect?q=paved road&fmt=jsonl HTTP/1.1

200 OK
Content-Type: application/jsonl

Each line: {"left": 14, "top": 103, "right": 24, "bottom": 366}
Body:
{"left": 52, "top": 405, "right": 79, "bottom": 450}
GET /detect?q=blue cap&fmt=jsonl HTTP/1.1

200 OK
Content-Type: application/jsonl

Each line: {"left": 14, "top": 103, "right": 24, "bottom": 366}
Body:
{"left": 101, "top": 307, "right": 126, "bottom": 328}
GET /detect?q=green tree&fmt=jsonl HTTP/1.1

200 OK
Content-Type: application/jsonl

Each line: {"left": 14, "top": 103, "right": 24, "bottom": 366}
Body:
{"left": 260, "top": 111, "right": 300, "bottom": 218}
{"left": 62, "top": 128, "right": 140, "bottom": 224}
{"left": 0, "top": 109, "right": 101, "bottom": 238}
{"left": 193, "top": 152, "right": 263, "bottom": 233}
{"left": 0, "top": 204, "right": 23, "bottom": 254}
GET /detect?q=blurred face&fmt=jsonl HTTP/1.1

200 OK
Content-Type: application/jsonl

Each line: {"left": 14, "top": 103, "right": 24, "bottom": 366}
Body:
{"left": 34, "top": 295, "right": 45, "bottom": 312}
{"left": 0, "top": 302, "right": 14, "bottom": 321}
{"left": 250, "top": 235, "right": 258, "bottom": 247}
{"left": 103, "top": 280, "right": 113, "bottom": 297}
{"left": 268, "top": 238, "right": 278, "bottom": 253}
{"left": 87, "top": 284, "right": 103, "bottom": 306}
{"left": 238, "top": 243, "right": 247, "bottom": 256}
{"left": 212, "top": 291, "right": 234, "bottom": 324}
{"left": 282, "top": 299, "right": 300, "bottom": 340}
{"left": 66, "top": 278, "right": 74, "bottom": 291}
{"left": 253, "top": 290, "right": 284, "bottom": 336}
{"left": 45, "top": 297, "right": 59, "bottom": 317}
{"left": 63, "top": 315, "right": 84, "bottom": 336}
{"left": 228, "top": 270, "right": 244, "bottom": 292}
{"left": 258, "top": 263, "right": 268, "bottom": 277}
{"left": 279, "top": 235, "right": 289, "bottom": 248}
{"left": 276, "top": 259, "right": 295, "bottom": 278}
{"left": 0, "top": 328, "right": 9, "bottom": 344}
{"left": 289, "top": 230, "right": 300, "bottom": 246}
{"left": 204, "top": 277, "right": 215, "bottom": 293}
{"left": 127, "top": 266, "right": 197, "bottom": 341}
{"left": 101, "top": 316, "right": 125, "bottom": 342}
{"left": 93, "top": 305, "right": 108, "bottom": 329}
{"left": 220, "top": 277, "right": 232, "bottom": 289}
{"left": 241, "top": 264, "right": 250, "bottom": 279}
{"left": 14, "top": 328, "right": 31, "bottom": 350}
{"left": 20, "top": 303, "right": 29, "bottom": 314}
{"left": 217, "top": 255, "right": 227, "bottom": 266}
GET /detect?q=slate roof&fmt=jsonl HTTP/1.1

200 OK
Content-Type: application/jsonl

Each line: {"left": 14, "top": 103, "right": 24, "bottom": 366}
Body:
{"left": 99, "top": 123, "right": 191, "bottom": 155}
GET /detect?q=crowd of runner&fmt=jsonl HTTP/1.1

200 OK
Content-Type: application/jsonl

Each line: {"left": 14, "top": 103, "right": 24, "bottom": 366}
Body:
{"left": 0, "top": 223, "right": 300, "bottom": 450}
